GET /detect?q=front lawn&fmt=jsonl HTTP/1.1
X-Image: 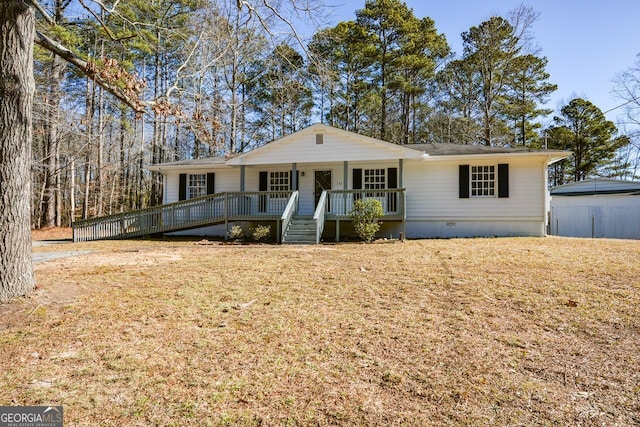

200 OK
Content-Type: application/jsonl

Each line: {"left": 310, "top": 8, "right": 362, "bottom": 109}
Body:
{"left": 1, "top": 237, "right": 639, "bottom": 425}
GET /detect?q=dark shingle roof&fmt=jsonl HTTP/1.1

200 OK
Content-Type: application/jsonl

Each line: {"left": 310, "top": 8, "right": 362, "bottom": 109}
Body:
{"left": 150, "top": 155, "right": 232, "bottom": 168}
{"left": 403, "top": 143, "right": 551, "bottom": 156}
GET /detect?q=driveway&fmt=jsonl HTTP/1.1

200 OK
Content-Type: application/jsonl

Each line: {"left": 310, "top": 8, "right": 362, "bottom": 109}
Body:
{"left": 32, "top": 240, "right": 94, "bottom": 263}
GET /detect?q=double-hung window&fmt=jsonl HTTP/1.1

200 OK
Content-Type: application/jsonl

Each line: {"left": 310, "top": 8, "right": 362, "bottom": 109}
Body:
{"left": 364, "top": 168, "right": 386, "bottom": 196}
{"left": 269, "top": 171, "right": 289, "bottom": 194}
{"left": 188, "top": 174, "right": 207, "bottom": 199}
{"left": 471, "top": 165, "right": 495, "bottom": 197}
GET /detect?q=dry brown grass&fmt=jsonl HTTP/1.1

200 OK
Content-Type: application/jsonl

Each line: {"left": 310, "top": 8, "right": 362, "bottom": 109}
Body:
{"left": 1, "top": 235, "right": 639, "bottom": 426}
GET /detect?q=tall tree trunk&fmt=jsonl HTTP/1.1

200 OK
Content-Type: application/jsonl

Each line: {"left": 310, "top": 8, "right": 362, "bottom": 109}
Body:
{"left": 151, "top": 39, "right": 162, "bottom": 206}
{"left": 96, "top": 85, "right": 105, "bottom": 216}
{"left": 0, "top": 1, "right": 36, "bottom": 300}
{"left": 69, "top": 157, "right": 75, "bottom": 225}
{"left": 82, "top": 77, "right": 95, "bottom": 219}
{"left": 43, "top": 54, "right": 65, "bottom": 227}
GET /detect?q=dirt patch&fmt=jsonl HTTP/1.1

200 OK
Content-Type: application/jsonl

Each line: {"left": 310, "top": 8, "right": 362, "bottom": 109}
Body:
{"left": 32, "top": 227, "right": 72, "bottom": 241}
{"left": 2, "top": 247, "right": 183, "bottom": 332}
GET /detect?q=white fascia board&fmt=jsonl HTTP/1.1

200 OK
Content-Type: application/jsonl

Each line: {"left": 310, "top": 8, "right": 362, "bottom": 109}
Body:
{"left": 147, "top": 163, "right": 234, "bottom": 173}
{"left": 419, "top": 151, "right": 570, "bottom": 164}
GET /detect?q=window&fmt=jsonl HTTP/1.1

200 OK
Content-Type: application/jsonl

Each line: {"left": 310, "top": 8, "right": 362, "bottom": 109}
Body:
{"left": 269, "top": 171, "right": 289, "bottom": 192}
{"left": 315, "top": 133, "right": 324, "bottom": 144}
{"left": 188, "top": 174, "right": 207, "bottom": 199}
{"left": 364, "top": 168, "right": 386, "bottom": 196}
{"left": 471, "top": 165, "right": 495, "bottom": 197}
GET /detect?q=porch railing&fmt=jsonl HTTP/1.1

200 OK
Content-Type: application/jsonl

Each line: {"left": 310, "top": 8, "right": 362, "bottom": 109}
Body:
{"left": 72, "top": 191, "right": 293, "bottom": 242}
{"left": 324, "top": 189, "right": 406, "bottom": 220}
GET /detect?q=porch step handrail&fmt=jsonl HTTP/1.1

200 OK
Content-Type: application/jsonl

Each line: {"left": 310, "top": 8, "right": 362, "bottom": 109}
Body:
{"left": 280, "top": 191, "right": 299, "bottom": 243}
{"left": 312, "top": 190, "right": 329, "bottom": 244}
{"left": 72, "top": 191, "right": 293, "bottom": 242}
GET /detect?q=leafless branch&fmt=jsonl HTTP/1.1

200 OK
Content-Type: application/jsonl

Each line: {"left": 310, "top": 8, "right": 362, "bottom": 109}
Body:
{"left": 77, "top": 0, "right": 136, "bottom": 42}
{"left": 24, "top": 0, "right": 55, "bottom": 26}
{"left": 508, "top": 4, "right": 541, "bottom": 55}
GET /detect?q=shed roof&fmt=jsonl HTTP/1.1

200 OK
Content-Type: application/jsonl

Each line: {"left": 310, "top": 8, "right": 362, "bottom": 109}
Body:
{"left": 551, "top": 179, "right": 640, "bottom": 196}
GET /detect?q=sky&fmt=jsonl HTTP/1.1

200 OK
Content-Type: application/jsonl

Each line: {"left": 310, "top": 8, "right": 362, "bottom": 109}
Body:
{"left": 319, "top": 0, "right": 640, "bottom": 124}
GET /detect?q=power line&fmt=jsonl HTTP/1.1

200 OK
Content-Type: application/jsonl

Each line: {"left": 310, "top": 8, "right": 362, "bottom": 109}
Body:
{"left": 604, "top": 95, "right": 640, "bottom": 114}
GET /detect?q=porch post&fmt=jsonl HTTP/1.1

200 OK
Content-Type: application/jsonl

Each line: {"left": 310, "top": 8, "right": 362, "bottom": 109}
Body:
{"left": 338, "top": 161, "right": 348, "bottom": 243}
{"left": 292, "top": 163, "right": 297, "bottom": 190}
{"left": 343, "top": 161, "right": 348, "bottom": 189}
{"left": 400, "top": 159, "right": 405, "bottom": 240}
{"left": 240, "top": 165, "right": 245, "bottom": 192}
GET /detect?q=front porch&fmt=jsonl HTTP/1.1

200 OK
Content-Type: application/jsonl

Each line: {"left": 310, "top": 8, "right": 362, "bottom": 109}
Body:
{"left": 72, "top": 189, "right": 406, "bottom": 243}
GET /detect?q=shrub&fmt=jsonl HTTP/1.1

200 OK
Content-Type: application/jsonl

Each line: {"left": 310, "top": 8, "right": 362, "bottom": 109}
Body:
{"left": 251, "top": 224, "right": 271, "bottom": 242}
{"left": 349, "top": 198, "right": 384, "bottom": 242}
{"left": 227, "top": 225, "right": 244, "bottom": 241}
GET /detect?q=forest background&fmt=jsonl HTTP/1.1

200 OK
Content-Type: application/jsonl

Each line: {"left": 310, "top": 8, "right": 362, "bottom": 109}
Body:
{"left": 30, "top": 0, "right": 640, "bottom": 229}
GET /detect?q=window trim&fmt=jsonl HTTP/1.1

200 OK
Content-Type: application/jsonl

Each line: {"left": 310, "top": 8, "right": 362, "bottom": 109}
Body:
{"left": 269, "top": 171, "right": 290, "bottom": 194}
{"left": 470, "top": 165, "right": 496, "bottom": 198}
{"left": 363, "top": 168, "right": 386, "bottom": 197}
{"left": 187, "top": 173, "right": 207, "bottom": 199}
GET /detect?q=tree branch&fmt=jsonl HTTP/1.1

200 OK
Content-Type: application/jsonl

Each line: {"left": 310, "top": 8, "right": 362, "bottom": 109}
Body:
{"left": 23, "top": 0, "right": 55, "bottom": 25}
{"left": 34, "top": 30, "right": 147, "bottom": 113}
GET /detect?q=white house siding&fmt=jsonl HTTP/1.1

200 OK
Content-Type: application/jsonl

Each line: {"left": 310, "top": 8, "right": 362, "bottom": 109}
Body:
{"left": 550, "top": 195, "right": 640, "bottom": 239}
{"left": 402, "top": 156, "right": 547, "bottom": 237}
{"left": 227, "top": 127, "right": 420, "bottom": 166}
{"left": 164, "top": 168, "right": 239, "bottom": 203}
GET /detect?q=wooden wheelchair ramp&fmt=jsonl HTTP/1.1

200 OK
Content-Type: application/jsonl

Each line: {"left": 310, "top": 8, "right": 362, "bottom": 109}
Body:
{"left": 72, "top": 191, "right": 294, "bottom": 242}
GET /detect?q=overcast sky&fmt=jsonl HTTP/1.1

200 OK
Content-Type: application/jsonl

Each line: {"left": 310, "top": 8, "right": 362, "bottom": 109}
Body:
{"left": 320, "top": 0, "right": 640, "bottom": 124}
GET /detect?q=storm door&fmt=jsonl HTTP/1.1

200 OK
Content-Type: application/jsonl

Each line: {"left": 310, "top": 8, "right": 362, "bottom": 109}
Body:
{"left": 314, "top": 170, "right": 332, "bottom": 210}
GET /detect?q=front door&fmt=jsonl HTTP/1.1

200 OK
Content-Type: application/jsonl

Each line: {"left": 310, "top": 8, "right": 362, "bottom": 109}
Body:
{"left": 315, "top": 170, "right": 332, "bottom": 209}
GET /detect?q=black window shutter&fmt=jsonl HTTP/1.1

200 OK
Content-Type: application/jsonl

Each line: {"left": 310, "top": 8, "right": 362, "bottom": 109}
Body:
{"left": 179, "top": 174, "right": 187, "bottom": 201}
{"left": 259, "top": 171, "right": 268, "bottom": 213}
{"left": 459, "top": 165, "right": 469, "bottom": 199}
{"left": 387, "top": 167, "right": 398, "bottom": 189}
{"left": 353, "top": 169, "right": 362, "bottom": 190}
{"left": 498, "top": 163, "right": 509, "bottom": 198}
{"left": 387, "top": 167, "right": 398, "bottom": 212}
{"left": 259, "top": 171, "right": 268, "bottom": 191}
{"left": 206, "top": 173, "right": 215, "bottom": 195}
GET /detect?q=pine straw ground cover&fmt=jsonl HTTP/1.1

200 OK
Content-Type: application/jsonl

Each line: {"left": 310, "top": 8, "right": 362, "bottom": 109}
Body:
{"left": 1, "top": 236, "right": 639, "bottom": 426}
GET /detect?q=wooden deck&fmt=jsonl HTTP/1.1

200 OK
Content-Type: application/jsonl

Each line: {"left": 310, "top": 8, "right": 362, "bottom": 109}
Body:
{"left": 72, "top": 189, "right": 406, "bottom": 243}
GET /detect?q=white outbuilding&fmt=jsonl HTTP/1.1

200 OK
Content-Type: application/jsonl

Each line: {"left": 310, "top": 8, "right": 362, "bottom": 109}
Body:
{"left": 550, "top": 179, "right": 640, "bottom": 239}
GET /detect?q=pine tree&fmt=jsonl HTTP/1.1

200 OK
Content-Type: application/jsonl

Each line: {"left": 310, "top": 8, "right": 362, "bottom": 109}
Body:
{"left": 548, "top": 98, "right": 629, "bottom": 182}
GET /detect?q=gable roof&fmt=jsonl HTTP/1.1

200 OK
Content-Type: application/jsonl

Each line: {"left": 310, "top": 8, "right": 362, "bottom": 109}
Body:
{"left": 226, "top": 123, "right": 424, "bottom": 165}
{"left": 551, "top": 179, "right": 640, "bottom": 196}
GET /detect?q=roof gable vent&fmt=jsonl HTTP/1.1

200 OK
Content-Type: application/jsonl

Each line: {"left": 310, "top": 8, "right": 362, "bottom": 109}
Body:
{"left": 315, "top": 133, "right": 324, "bottom": 145}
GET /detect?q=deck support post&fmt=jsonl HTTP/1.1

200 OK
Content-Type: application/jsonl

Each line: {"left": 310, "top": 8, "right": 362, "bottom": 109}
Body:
{"left": 336, "top": 220, "right": 340, "bottom": 242}
{"left": 277, "top": 220, "right": 281, "bottom": 243}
